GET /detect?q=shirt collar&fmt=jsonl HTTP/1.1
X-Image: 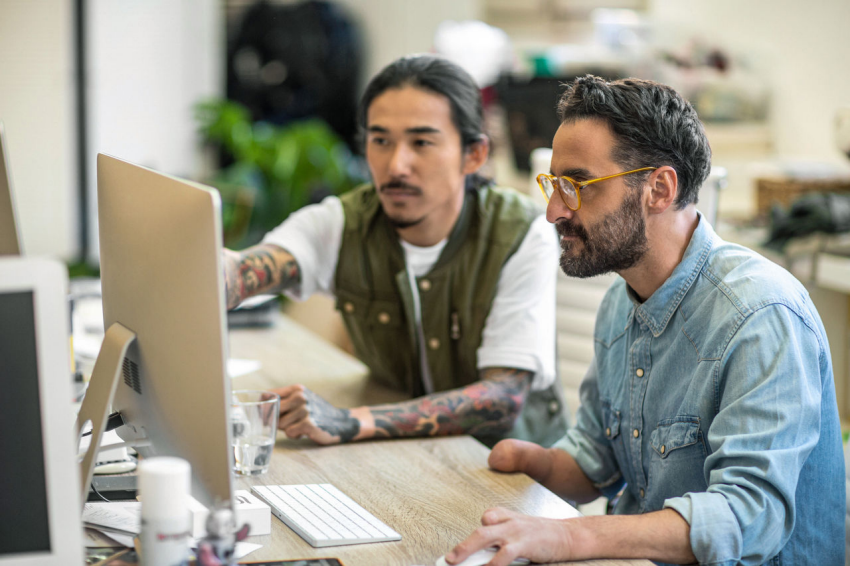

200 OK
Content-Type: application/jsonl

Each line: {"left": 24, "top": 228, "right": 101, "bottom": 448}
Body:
{"left": 628, "top": 213, "right": 716, "bottom": 337}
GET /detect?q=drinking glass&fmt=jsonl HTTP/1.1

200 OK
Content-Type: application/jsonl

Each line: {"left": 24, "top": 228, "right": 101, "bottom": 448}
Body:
{"left": 230, "top": 390, "right": 279, "bottom": 475}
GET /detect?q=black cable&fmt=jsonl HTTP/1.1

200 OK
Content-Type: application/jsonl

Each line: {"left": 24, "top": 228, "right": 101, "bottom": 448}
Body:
{"left": 81, "top": 411, "right": 124, "bottom": 437}
{"left": 90, "top": 480, "right": 110, "bottom": 503}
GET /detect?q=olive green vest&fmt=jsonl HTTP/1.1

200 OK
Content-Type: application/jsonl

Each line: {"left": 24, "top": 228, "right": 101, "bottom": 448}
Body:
{"left": 333, "top": 184, "right": 568, "bottom": 447}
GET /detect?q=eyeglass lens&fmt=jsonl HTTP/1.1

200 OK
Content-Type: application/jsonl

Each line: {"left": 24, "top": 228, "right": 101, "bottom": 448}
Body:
{"left": 540, "top": 176, "right": 578, "bottom": 209}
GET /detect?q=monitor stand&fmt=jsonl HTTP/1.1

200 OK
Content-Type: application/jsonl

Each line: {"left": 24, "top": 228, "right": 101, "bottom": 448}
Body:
{"left": 74, "top": 321, "right": 241, "bottom": 563}
{"left": 75, "top": 322, "right": 136, "bottom": 509}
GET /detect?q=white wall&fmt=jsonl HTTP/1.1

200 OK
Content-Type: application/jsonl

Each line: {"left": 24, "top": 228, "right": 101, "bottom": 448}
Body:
{"left": 86, "top": 0, "right": 224, "bottom": 262}
{"left": 0, "top": 0, "right": 77, "bottom": 260}
{"left": 334, "top": 0, "right": 482, "bottom": 83}
{"left": 649, "top": 0, "right": 850, "bottom": 164}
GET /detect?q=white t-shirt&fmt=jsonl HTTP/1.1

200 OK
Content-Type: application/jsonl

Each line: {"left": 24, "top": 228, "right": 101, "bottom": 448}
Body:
{"left": 262, "top": 195, "right": 558, "bottom": 391}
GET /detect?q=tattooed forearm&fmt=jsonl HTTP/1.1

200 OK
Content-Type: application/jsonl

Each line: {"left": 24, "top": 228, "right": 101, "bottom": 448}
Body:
{"left": 365, "top": 368, "right": 532, "bottom": 439}
{"left": 223, "top": 244, "right": 301, "bottom": 310}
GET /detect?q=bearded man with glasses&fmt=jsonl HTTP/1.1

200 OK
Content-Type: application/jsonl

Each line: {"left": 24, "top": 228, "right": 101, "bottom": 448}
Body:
{"left": 445, "top": 76, "right": 844, "bottom": 566}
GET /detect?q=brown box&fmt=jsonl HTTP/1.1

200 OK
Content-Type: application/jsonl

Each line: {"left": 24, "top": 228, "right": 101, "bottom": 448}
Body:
{"left": 756, "top": 177, "right": 850, "bottom": 217}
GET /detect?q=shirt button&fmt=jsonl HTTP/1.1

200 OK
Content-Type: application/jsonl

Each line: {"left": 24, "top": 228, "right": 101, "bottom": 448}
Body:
{"left": 419, "top": 279, "right": 431, "bottom": 291}
{"left": 660, "top": 445, "right": 666, "bottom": 454}
{"left": 548, "top": 401, "right": 559, "bottom": 414}
{"left": 636, "top": 368, "right": 644, "bottom": 377}
{"left": 377, "top": 312, "right": 391, "bottom": 324}
{"left": 428, "top": 337, "right": 440, "bottom": 350}
{"left": 633, "top": 429, "right": 640, "bottom": 438}
{"left": 343, "top": 302, "right": 355, "bottom": 314}
{"left": 639, "top": 488, "right": 645, "bottom": 498}
{"left": 605, "top": 427, "right": 612, "bottom": 437}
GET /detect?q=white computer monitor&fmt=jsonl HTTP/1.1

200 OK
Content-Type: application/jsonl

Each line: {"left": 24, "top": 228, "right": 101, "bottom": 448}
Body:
{"left": 0, "top": 257, "right": 83, "bottom": 565}
{"left": 76, "top": 154, "right": 234, "bottom": 518}
{"left": 0, "top": 122, "right": 23, "bottom": 256}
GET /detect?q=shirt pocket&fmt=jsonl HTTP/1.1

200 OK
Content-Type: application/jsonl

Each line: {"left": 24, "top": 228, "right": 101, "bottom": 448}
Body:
{"left": 649, "top": 416, "right": 705, "bottom": 460}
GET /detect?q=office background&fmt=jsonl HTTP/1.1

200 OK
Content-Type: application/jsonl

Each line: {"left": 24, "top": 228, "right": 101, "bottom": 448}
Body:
{"left": 2, "top": 0, "right": 850, "bottom": 424}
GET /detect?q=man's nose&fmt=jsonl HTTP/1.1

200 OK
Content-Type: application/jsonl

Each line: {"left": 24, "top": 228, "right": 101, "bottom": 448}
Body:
{"left": 388, "top": 144, "right": 413, "bottom": 177}
{"left": 546, "top": 193, "right": 575, "bottom": 224}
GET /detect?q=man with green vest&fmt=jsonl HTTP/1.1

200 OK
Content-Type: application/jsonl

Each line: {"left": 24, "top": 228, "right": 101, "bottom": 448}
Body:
{"left": 224, "top": 54, "right": 568, "bottom": 448}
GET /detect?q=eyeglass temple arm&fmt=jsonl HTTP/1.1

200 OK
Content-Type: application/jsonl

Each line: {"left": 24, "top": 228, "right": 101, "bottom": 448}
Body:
{"left": 578, "top": 167, "right": 657, "bottom": 188}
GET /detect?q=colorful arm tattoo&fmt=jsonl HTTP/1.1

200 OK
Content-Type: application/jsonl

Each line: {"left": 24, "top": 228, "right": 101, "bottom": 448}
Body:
{"left": 366, "top": 368, "right": 532, "bottom": 439}
{"left": 224, "top": 245, "right": 301, "bottom": 310}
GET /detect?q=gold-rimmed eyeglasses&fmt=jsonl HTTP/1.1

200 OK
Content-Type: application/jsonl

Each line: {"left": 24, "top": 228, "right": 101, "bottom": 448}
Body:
{"left": 537, "top": 167, "right": 657, "bottom": 211}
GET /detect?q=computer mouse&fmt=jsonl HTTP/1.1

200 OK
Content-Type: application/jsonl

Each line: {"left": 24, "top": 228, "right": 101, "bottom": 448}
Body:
{"left": 435, "top": 547, "right": 530, "bottom": 566}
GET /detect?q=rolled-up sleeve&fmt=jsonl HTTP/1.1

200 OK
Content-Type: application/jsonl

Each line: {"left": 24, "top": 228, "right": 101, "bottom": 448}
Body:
{"left": 664, "top": 304, "right": 824, "bottom": 565}
{"left": 553, "top": 357, "right": 626, "bottom": 497}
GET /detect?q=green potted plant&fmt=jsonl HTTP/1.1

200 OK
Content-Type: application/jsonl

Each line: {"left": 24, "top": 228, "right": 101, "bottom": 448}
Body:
{"left": 195, "top": 99, "right": 363, "bottom": 248}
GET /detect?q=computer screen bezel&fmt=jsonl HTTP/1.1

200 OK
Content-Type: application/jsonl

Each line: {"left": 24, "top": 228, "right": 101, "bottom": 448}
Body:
{"left": 0, "top": 257, "right": 83, "bottom": 565}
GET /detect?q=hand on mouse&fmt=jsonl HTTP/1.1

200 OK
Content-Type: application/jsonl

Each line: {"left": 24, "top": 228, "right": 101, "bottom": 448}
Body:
{"left": 445, "top": 507, "right": 584, "bottom": 565}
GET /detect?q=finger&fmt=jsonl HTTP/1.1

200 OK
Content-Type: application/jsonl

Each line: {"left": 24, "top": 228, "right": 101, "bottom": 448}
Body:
{"left": 446, "top": 526, "right": 498, "bottom": 565}
{"left": 272, "top": 384, "right": 305, "bottom": 401}
{"left": 490, "top": 543, "right": 524, "bottom": 566}
{"left": 283, "top": 420, "right": 312, "bottom": 439}
{"left": 278, "top": 407, "right": 309, "bottom": 430}
{"left": 278, "top": 390, "right": 308, "bottom": 414}
{"left": 488, "top": 439, "right": 531, "bottom": 472}
{"left": 481, "top": 507, "right": 514, "bottom": 526}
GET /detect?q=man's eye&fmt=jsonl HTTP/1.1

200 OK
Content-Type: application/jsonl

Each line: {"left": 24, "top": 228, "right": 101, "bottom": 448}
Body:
{"left": 413, "top": 139, "right": 433, "bottom": 147}
{"left": 370, "top": 137, "right": 389, "bottom": 146}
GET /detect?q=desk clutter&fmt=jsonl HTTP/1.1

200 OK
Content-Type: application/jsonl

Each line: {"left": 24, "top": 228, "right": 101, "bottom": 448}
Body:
{"left": 84, "top": 490, "right": 271, "bottom": 540}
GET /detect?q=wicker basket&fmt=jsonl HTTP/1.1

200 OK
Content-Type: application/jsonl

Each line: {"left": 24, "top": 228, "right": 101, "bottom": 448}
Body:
{"left": 756, "top": 177, "right": 850, "bottom": 217}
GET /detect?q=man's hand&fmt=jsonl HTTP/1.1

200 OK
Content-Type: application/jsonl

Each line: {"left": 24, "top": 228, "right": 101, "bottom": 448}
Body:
{"left": 490, "top": 439, "right": 601, "bottom": 504}
{"left": 447, "top": 508, "right": 696, "bottom": 565}
{"left": 488, "top": 439, "right": 554, "bottom": 484}
{"left": 446, "top": 508, "right": 580, "bottom": 566}
{"left": 273, "top": 385, "right": 360, "bottom": 445}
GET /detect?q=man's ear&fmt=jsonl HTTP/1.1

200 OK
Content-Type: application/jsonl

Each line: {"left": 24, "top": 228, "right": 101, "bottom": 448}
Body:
{"left": 461, "top": 135, "right": 490, "bottom": 175}
{"left": 646, "top": 166, "right": 678, "bottom": 214}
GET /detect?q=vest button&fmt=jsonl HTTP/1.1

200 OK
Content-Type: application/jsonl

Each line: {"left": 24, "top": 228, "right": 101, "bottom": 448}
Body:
{"left": 605, "top": 427, "right": 612, "bottom": 437}
{"left": 633, "top": 428, "right": 640, "bottom": 438}
{"left": 660, "top": 445, "right": 666, "bottom": 455}
{"left": 636, "top": 368, "right": 644, "bottom": 377}
{"left": 419, "top": 279, "right": 431, "bottom": 291}
{"left": 428, "top": 337, "right": 440, "bottom": 350}
{"left": 377, "top": 312, "right": 390, "bottom": 324}
{"left": 639, "top": 488, "right": 645, "bottom": 498}
{"left": 343, "top": 302, "right": 355, "bottom": 314}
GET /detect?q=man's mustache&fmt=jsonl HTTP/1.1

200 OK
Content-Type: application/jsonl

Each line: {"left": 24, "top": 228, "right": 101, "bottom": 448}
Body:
{"left": 380, "top": 180, "right": 422, "bottom": 194}
{"left": 555, "top": 220, "right": 587, "bottom": 241}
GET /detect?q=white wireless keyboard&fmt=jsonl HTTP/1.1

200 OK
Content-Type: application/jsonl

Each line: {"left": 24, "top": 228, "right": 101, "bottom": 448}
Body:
{"left": 252, "top": 484, "right": 402, "bottom": 548}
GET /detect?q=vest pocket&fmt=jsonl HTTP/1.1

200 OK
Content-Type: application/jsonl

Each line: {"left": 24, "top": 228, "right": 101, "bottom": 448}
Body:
{"left": 649, "top": 416, "right": 705, "bottom": 459}
{"left": 334, "top": 291, "right": 410, "bottom": 389}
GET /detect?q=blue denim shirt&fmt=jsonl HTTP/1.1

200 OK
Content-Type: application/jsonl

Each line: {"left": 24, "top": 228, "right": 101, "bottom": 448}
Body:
{"left": 556, "top": 216, "right": 845, "bottom": 565}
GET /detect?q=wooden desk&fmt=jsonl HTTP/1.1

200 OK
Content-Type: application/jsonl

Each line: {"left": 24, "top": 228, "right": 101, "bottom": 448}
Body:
{"left": 230, "top": 313, "right": 651, "bottom": 566}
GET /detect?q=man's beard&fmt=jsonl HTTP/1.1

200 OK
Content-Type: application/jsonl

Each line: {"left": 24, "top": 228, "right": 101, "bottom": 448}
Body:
{"left": 380, "top": 180, "right": 425, "bottom": 229}
{"left": 556, "top": 187, "right": 648, "bottom": 278}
